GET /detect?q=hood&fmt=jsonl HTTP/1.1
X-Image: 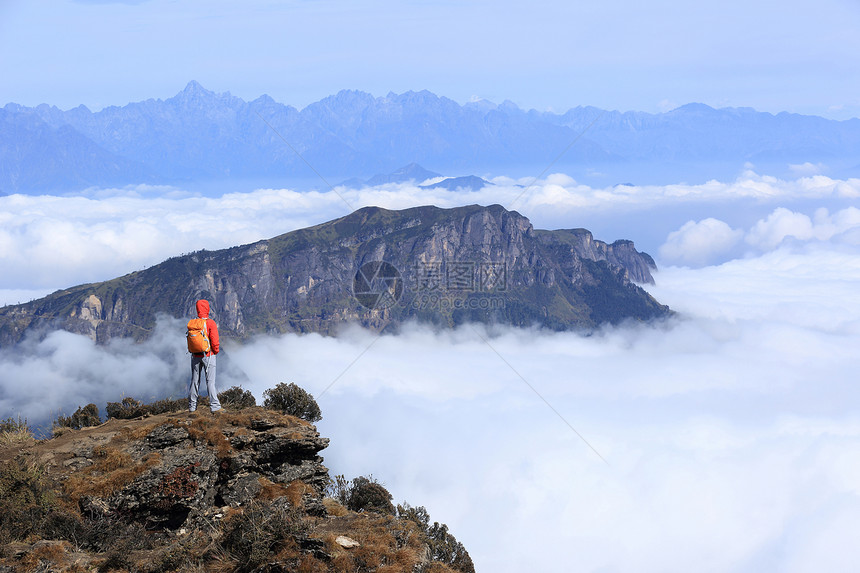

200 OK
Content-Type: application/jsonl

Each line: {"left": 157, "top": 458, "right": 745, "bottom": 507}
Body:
{"left": 196, "top": 299, "right": 210, "bottom": 318}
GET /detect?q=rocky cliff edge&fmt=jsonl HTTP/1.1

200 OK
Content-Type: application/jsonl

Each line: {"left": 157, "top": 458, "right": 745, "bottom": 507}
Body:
{"left": 0, "top": 408, "right": 473, "bottom": 572}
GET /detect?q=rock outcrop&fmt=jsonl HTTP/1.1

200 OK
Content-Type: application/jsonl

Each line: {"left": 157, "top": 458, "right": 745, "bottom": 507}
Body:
{"left": 0, "top": 407, "right": 475, "bottom": 572}
{"left": 35, "top": 409, "right": 329, "bottom": 531}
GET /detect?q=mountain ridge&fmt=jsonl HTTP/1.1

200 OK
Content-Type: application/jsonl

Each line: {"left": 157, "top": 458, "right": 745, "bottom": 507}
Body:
{"left": 3, "top": 81, "right": 860, "bottom": 193}
{"left": 0, "top": 204, "right": 668, "bottom": 346}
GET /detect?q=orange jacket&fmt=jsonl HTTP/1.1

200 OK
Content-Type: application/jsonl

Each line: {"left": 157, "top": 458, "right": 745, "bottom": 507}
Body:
{"left": 195, "top": 299, "right": 220, "bottom": 356}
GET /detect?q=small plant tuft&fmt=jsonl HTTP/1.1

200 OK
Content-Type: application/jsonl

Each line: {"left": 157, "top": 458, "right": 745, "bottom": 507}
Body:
{"left": 262, "top": 383, "right": 322, "bottom": 422}
{"left": 327, "top": 474, "right": 352, "bottom": 507}
{"left": 0, "top": 415, "right": 33, "bottom": 447}
{"left": 0, "top": 415, "right": 29, "bottom": 433}
{"left": 221, "top": 499, "right": 309, "bottom": 571}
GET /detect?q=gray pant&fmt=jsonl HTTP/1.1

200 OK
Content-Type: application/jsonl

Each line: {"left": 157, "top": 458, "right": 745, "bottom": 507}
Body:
{"left": 189, "top": 354, "right": 221, "bottom": 412}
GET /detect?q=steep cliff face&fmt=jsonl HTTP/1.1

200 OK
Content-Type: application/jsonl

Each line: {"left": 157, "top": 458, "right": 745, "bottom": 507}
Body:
{"left": 534, "top": 228, "right": 657, "bottom": 284}
{"left": 0, "top": 204, "right": 668, "bottom": 345}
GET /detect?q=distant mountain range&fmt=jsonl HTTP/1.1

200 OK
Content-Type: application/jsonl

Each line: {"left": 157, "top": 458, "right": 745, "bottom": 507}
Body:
{"left": 3, "top": 81, "right": 859, "bottom": 194}
{"left": 0, "top": 204, "right": 668, "bottom": 345}
{"left": 340, "top": 163, "right": 491, "bottom": 191}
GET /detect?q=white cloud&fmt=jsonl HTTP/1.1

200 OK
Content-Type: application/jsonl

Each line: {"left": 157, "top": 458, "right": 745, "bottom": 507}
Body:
{"left": 741, "top": 206, "right": 860, "bottom": 251}
{"left": 0, "top": 316, "right": 190, "bottom": 428}
{"left": 3, "top": 174, "right": 860, "bottom": 570}
{"left": 659, "top": 218, "right": 743, "bottom": 266}
{"left": 658, "top": 98, "right": 678, "bottom": 112}
{"left": 659, "top": 206, "right": 860, "bottom": 268}
{"left": 263, "top": 248, "right": 860, "bottom": 572}
{"left": 789, "top": 162, "right": 826, "bottom": 176}
{"left": 649, "top": 244, "right": 860, "bottom": 329}
{"left": 746, "top": 207, "right": 817, "bottom": 249}
{"left": 3, "top": 174, "right": 860, "bottom": 293}
{"left": 2, "top": 241, "right": 860, "bottom": 572}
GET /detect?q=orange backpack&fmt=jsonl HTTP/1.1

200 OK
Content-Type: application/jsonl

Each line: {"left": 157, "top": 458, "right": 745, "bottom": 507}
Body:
{"left": 186, "top": 318, "right": 210, "bottom": 354}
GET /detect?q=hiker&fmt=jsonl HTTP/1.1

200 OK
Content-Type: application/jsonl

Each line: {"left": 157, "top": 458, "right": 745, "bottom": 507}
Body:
{"left": 187, "top": 299, "right": 222, "bottom": 413}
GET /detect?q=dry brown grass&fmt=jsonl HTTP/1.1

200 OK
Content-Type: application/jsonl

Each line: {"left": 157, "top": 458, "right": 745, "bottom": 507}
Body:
{"left": 0, "top": 428, "right": 35, "bottom": 449}
{"left": 320, "top": 513, "right": 426, "bottom": 573}
{"left": 377, "top": 565, "right": 416, "bottom": 573}
{"left": 230, "top": 426, "right": 252, "bottom": 439}
{"left": 15, "top": 542, "right": 70, "bottom": 572}
{"left": 91, "top": 445, "right": 132, "bottom": 471}
{"left": 293, "top": 554, "right": 329, "bottom": 573}
{"left": 212, "top": 407, "right": 310, "bottom": 430}
{"left": 185, "top": 418, "right": 232, "bottom": 459}
{"left": 123, "top": 421, "right": 163, "bottom": 441}
{"left": 215, "top": 410, "right": 259, "bottom": 429}
{"left": 64, "top": 448, "right": 162, "bottom": 502}
{"left": 0, "top": 416, "right": 34, "bottom": 451}
{"left": 286, "top": 480, "right": 314, "bottom": 508}
{"left": 257, "top": 477, "right": 291, "bottom": 501}
{"left": 16, "top": 552, "right": 40, "bottom": 572}
{"left": 393, "top": 547, "right": 422, "bottom": 568}
{"left": 424, "top": 564, "right": 460, "bottom": 573}
{"left": 323, "top": 497, "right": 349, "bottom": 517}
{"left": 31, "top": 542, "right": 68, "bottom": 563}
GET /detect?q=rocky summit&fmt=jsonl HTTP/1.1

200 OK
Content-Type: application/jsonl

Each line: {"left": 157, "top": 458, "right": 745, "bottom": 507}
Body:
{"left": 0, "top": 204, "right": 670, "bottom": 346}
{"left": 0, "top": 407, "right": 474, "bottom": 572}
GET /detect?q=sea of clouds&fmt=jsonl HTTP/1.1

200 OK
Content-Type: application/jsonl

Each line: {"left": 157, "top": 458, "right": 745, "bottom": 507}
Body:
{"left": 1, "top": 171, "right": 859, "bottom": 572}
{"left": 1, "top": 169, "right": 858, "bottom": 299}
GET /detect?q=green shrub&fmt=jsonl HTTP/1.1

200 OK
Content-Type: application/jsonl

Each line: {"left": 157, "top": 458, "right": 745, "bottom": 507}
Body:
{"left": 105, "top": 396, "right": 186, "bottom": 419}
{"left": 0, "top": 460, "right": 54, "bottom": 510}
{"left": 220, "top": 500, "right": 309, "bottom": 571}
{"left": 397, "top": 502, "right": 430, "bottom": 528}
{"left": 262, "top": 383, "right": 322, "bottom": 422}
{"left": 345, "top": 475, "right": 394, "bottom": 515}
{"left": 0, "top": 459, "right": 57, "bottom": 543}
{"left": 218, "top": 386, "right": 257, "bottom": 410}
{"left": 326, "top": 474, "right": 395, "bottom": 515}
{"left": 145, "top": 397, "right": 187, "bottom": 415}
{"left": 398, "top": 503, "right": 475, "bottom": 573}
{"left": 55, "top": 403, "right": 102, "bottom": 430}
{"left": 105, "top": 397, "right": 145, "bottom": 420}
{"left": 426, "top": 521, "right": 475, "bottom": 573}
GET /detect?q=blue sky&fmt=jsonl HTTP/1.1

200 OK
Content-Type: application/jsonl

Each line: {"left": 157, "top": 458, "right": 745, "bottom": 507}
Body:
{"left": 1, "top": 0, "right": 860, "bottom": 117}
